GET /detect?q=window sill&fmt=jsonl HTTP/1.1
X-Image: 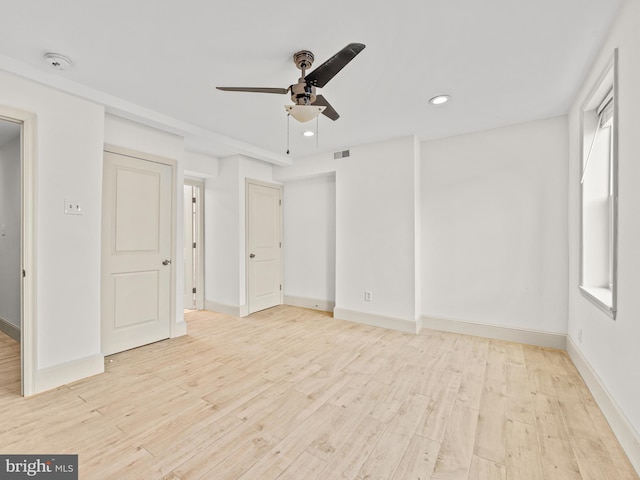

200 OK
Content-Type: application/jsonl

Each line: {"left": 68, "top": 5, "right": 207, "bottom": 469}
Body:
{"left": 579, "top": 285, "right": 616, "bottom": 319}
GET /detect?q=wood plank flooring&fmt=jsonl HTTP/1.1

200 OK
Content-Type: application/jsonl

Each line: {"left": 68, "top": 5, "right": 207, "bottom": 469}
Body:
{"left": 0, "top": 306, "right": 637, "bottom": 479}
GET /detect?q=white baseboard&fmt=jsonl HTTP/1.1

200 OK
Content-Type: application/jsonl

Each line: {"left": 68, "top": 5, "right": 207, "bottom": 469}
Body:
{"left": 36, "top": 354, "right": 104, "bottom": 394}
{"left": 334, "top": 307, "right": 419, "bottom": 334}
{"left": 0, "top": 315, "right": 20, "bottom": 342}
{"left": 284, "top": 295, "right": 335, "bottom": 313}
{"left": 205, "top": 300, "right": 244, "bottom": 317}
{"left": 421, "top": 315, "right": 567, "bottom": 350}
{"left": 567, "top": 337, "right": 640, "bottom": 474}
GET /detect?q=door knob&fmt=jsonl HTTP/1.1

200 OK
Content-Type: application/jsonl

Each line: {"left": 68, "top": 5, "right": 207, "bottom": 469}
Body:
{"left": 162, "top": 259, "right": 172, "bottom": 265}
{"left": 249, "top": 253, "right": 255, "bottom": 258}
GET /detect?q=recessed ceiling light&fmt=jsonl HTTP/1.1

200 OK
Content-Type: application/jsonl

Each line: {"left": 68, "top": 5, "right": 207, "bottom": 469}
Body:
{"left": 302, "top": 131, "right": 315, "bottom": 137}
{"left": 44, "top": 53, "right": 72, "bottom": 70}
{"left": 429, "top": 95, "right": 450, "bottom": 105}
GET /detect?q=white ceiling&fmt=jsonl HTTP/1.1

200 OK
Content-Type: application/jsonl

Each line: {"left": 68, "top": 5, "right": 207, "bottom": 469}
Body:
{"left": 0, "top": 0, "right": 623, "bottom": 160}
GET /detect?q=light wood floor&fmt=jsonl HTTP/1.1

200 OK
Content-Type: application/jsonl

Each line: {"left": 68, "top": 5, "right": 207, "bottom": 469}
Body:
{"left": 0, "top": 306, "right": 637, "bottom": 479}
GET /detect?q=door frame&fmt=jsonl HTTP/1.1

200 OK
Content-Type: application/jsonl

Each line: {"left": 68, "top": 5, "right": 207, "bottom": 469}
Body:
{"left": 0, "top": 105, "right": 37, "bottom": 396}
{"left": 245, "top": 179, "right": 283, "bottom": 314}
{"left": 102, "top": 144, "right": 179, "bottom": 341}
{"left": 184, "top": 177, "right": 204, "bottom": 310}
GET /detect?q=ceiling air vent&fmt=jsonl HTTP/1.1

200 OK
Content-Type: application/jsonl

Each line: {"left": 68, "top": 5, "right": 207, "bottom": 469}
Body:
{"left": 334, "top": 150, "right": 350, "bottom": 159}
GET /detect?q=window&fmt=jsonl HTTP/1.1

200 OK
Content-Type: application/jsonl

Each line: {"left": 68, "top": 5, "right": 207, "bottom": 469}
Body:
{"left": 580, "top": 49, "right": 618, "bottom": 319}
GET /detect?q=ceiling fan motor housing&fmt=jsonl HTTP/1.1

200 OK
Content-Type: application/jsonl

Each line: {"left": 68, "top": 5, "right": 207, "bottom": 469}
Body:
{"left": 291, "top": 50, "right": 316, "bottom": 105}
{"left": 291, "top": 82, "right": 316, "bottom": 105}
{"left": 293, "top": 50, "right": 314, "bottom": 71}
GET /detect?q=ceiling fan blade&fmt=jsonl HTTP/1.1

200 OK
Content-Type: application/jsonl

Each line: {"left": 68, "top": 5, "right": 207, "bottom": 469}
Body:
{"left": 304, "top": 43, "right": 366, "bottom": 88}
{"left": 216, "top": 87, "right": 289, "bottom": 94}
{"left": 313, "top": 95, "right": 339, "bottom": 121}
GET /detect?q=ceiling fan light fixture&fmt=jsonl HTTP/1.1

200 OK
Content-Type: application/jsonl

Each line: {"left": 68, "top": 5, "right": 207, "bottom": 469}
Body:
{"left": 429, "top": 95, "right": 450, "bottom": 105}
{"left": 285, "top": 104, "right": 326, "bottom": 122}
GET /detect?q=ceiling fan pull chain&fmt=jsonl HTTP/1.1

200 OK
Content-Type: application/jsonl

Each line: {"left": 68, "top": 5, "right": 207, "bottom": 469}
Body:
{"left": 286, "top": 113, "right": 290, "bottom": 155}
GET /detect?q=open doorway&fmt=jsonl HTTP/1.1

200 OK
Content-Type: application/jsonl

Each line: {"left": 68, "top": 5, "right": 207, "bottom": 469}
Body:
{"left": 184, "top": 178, "right": 204, "bottom": 311}
{"left": 0, "top": 119, "right": 21, "bottom": 395}
{"left": 0, "top": 106, "right": 36, "bottom": 397}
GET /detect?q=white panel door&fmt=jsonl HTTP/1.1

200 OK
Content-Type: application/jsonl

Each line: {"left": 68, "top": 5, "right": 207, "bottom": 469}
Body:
{"left": 102, "top": 151, "right": 172, "bottom": 355}
{"left": 247, "top": 182, "right": 282, "bottom": 314}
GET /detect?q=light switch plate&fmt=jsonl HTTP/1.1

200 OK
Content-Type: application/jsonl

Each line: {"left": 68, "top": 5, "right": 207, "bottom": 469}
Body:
{"left": 64, "top": 199, "right": 83, "bottom": 215}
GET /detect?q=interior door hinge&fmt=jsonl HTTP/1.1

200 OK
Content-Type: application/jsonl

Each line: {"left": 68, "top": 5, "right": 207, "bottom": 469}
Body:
{"left": 279, "top": 242, "right": 282, "bottom": 248}
{"left": 192, "top": 287, "right": 197, "bottom": 294}
{"left": 192, "top": 197, "right": 196, "bottom": 203}
{"left": 193, "top": 242, "right": 197, "bottom": 248}
{"left": 279, "top": 199, "right": 282, "bottom": 206}
{"left": 22, "top": 269, "right": 26, "bottom": 278}
{"left": 280, "top": 284, "right": 282, "bottom": 291}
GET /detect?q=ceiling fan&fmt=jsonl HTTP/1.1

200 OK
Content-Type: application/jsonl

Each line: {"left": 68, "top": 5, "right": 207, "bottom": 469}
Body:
{"left": 216, "top": 43, "right": 366, "bottom": 122}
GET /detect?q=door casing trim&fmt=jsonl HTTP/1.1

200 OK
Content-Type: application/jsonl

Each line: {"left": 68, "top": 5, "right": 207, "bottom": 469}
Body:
{"left": 245, "top": 179, "right": 283, "bottom": 315}
{"left": 184, "top": 177, "right": 205, "bottom": 310}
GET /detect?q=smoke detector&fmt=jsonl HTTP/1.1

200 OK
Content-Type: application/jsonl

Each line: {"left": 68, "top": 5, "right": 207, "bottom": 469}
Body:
{"left": 44, "top": 53, "right": 72, "bottom": 70}
{"left": 429, "top": 94, "right": 450, "bottom": 105}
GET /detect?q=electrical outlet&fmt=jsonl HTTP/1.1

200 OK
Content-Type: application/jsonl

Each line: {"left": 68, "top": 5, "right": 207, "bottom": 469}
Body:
{"left": 64, "top": 199, "right": 83, "bottom": 215}
{"left": 364, "top": 291, "right": 372, "bottom": 302}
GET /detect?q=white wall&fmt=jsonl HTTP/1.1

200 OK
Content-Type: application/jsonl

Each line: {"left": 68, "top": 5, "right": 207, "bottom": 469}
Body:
{"left": 104, "top": 114, "right": 187, "bottom": 333}
{"left": 421, "top": 116, "right": 569, "bottom": 334}
{"left": 275, "top": 136, "right": 422, "bottom": 331}
{"left": 184, "top": 149, "right": 219, "bottom": 178}
{"left": 0, "top": 133, "right": 21, "bottom": 328}
{"left": 205, "top": 158, "right": 241, "bottom": 308}
{"left": 0, "top": 74, "right": 198, "bottom": 392}
{"left": 205, "top": 154, "right": 275, "bottom": 313}
{"left": 567, "top": 0, "right": 640, "bottom": 464}
{"left": 0, "top": 71, "right": 105, "bottom": 382}
{"left": 337, "top": 137, "right": 420, "bottom": 324}
{"left": 283, "top": 174, "right": 336, "bottom": 307}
